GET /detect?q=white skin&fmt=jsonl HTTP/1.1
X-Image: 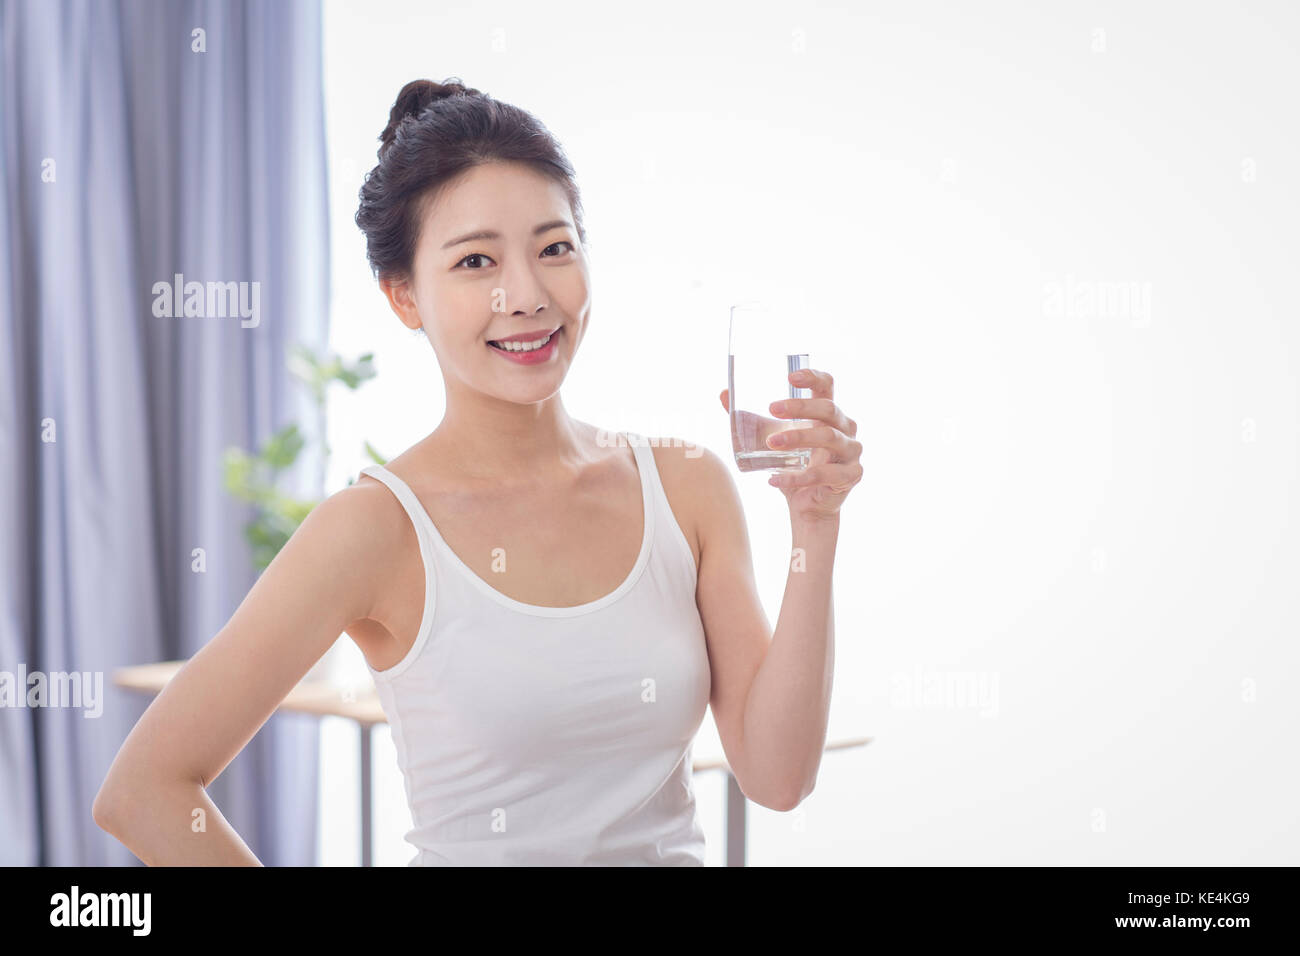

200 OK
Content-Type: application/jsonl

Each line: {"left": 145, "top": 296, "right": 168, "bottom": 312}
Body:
{"left": 93, "top": 159, "right": 861, "bottom": 864}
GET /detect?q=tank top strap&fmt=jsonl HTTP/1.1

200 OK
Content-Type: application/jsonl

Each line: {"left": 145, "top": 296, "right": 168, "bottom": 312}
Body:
{"left": 358, "top": 464, "right": 438, "bottom": 552}
{"left": 623, "top": 432, "right": 662, "bottom": 500}
{"left": 622, "top": 432, "right": 699, "bottom": 586}
{"left": 357, "top": 464, "right": 440, "bottom": 679}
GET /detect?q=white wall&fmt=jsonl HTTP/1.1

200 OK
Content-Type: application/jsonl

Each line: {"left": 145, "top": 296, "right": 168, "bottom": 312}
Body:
{"left": 318, "top": 0, "right": 1300, "bottom": 865}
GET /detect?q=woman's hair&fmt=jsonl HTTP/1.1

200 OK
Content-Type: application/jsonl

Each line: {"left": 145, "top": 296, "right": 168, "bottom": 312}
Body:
{"left": 355, "top": 77, "right": 588, "bottom": 285}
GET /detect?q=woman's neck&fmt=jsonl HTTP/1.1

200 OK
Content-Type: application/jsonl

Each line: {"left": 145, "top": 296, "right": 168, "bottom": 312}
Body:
{"left": 425, "top": 392, "right": 598, "bottom": 485}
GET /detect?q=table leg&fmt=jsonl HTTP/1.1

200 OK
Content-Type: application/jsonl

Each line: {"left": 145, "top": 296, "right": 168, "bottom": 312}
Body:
{"left": 360, "top": 723, "right": 372, "bottom": 867}
{"left": 725, "top": 771, "right": 747, "bottom": 867}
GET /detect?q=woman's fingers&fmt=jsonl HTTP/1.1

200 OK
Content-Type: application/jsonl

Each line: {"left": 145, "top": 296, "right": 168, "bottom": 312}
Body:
{"left": 766, "top": 423, "right": 862, "bottom": 461}
{"left": 768, "top": 396, "right": 856, "bottom": 438}
{"left": 791, "top": 367, "right": 834, "bottom": 400}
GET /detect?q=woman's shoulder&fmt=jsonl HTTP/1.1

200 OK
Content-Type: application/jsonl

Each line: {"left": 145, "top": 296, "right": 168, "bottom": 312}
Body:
{"left": 309, "top": 464, "right": 423, "bottom": 562}
{"left": 638, "top": 435, "right": 731, "bottom": 494}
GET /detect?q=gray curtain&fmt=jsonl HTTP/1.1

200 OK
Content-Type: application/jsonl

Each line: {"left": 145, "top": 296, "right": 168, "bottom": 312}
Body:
{"left": 0, "top": 0, "right": 329, "bottom": 864}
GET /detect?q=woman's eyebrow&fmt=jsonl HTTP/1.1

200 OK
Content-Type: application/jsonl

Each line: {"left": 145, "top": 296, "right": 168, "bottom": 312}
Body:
{"left": 442, "top": 220, "right": 572, "bottom": 249}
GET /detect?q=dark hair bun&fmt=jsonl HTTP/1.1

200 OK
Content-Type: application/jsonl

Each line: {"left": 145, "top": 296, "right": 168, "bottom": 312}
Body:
{"left": 378, "top": 77, "right": 481, "bottom": 157}
{"left": 358, "top": 76, "right": 586, "bottom": 283}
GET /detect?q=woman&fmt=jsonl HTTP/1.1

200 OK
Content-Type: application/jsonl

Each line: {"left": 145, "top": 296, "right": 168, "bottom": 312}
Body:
{"left": 94, "top": 78, "right": 863, "bottom": 866}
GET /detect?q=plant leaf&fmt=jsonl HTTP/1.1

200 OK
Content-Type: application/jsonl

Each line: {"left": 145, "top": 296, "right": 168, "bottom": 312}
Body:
{"left": 261, "top": 424, "right": 305, "bottom": 469}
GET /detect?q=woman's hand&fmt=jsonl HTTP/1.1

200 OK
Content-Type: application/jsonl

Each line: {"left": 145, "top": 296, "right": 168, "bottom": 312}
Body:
{"left": 719, "top": 367, "right": 862, "bottom": 524}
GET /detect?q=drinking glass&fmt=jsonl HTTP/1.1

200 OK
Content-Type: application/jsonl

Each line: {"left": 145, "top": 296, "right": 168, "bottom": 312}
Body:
{"left": 727, "top": 301, "right": 812, "bottom": 472}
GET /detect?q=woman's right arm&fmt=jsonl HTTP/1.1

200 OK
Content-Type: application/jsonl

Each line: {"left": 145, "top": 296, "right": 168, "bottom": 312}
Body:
{"left": 92, "top": 480, "right": 402, "bottom": 865}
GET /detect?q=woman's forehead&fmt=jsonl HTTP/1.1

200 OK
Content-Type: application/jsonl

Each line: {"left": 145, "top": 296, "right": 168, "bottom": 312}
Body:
{"left": 426, "top": 168, "right": 572, "bottom": 239}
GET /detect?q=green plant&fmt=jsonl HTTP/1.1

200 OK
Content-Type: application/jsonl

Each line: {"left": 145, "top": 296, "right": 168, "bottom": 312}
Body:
{"left": 223, "top": 345, "right": 385, "bottom": 571}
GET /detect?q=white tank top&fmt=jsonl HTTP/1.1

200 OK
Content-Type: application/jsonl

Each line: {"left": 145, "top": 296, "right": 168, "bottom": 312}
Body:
{"left": 357, "top": 431, "right": 712, "bottom": 866}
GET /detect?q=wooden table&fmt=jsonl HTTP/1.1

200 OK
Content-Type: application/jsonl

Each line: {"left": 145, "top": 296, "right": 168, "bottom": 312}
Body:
{"left": 113, "top": 661, "right": 870, "bottom": 866}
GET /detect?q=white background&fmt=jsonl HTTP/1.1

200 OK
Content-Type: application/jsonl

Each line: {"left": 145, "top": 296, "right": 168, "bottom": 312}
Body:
{"left": 316, "top": 0, "right": 1299, "bottom": 864}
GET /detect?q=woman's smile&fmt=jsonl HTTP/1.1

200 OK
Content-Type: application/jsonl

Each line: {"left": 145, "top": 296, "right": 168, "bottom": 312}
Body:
{"left": 486, "top": 326, "right": 562, "bottom": 365}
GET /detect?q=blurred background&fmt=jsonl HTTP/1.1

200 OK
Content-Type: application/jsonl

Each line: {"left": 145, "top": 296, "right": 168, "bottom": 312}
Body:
{"left": 1, "top": 0, "right": 1296, "bottom": 865}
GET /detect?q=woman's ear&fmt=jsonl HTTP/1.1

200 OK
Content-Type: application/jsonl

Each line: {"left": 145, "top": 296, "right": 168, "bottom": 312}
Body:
{"left": 379, "top": 275, "right": 423, "bottom": 332}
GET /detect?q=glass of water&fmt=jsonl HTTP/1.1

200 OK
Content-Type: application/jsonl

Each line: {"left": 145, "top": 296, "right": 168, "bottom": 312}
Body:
{"left": 728, "top": 301, "right": 812, "bottom": 473}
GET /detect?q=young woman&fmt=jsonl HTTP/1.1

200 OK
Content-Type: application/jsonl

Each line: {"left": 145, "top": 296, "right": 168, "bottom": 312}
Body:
{"left": 94, "top": 78, "right": 863, "bottom": 866}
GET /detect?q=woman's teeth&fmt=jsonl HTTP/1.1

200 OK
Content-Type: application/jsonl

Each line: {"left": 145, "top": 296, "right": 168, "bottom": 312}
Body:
{"left": 488, "top": 331, "right": 554, "bottom": 352}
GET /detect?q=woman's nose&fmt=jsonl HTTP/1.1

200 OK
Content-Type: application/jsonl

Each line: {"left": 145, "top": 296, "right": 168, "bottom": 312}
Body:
{"left": 496, "top": 262, "right": 549, "bottom": 316}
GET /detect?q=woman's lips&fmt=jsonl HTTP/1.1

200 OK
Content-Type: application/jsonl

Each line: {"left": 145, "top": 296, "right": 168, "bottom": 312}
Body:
{"left": 487, "top": 325, "right": 561, "bottom": 345}
{"left": 486, "top": 326, "right": 561, "bottom": 365}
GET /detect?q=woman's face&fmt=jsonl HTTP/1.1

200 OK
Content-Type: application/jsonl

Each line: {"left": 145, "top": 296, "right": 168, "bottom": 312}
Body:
{"left": 384, "top": 160, "right": 591, "bottom": 407}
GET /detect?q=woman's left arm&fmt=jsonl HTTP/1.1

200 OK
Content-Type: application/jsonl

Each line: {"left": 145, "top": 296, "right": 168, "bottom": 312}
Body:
{"left": 748, "top": 368, "right": 862, "bottom": 805}
{"left": 696, "top": 369, "right": 862, "bottom": 810}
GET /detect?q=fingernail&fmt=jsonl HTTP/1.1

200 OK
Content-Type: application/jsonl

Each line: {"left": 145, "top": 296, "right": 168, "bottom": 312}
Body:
{"left": 768, "top": 433, "right": 787, "bottom": 446}
{"left": 770, "top": 401, "right": 786, "bottom": 414}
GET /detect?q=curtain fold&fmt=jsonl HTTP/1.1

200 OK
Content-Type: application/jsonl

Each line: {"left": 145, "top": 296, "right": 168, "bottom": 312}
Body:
{"left": 0, "top": 0, "right": 329, "bottom": 865}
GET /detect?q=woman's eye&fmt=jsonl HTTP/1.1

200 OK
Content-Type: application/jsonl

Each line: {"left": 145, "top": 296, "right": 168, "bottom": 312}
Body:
{"left": 457, "top": 242, "right": 572, "bottom": 270}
